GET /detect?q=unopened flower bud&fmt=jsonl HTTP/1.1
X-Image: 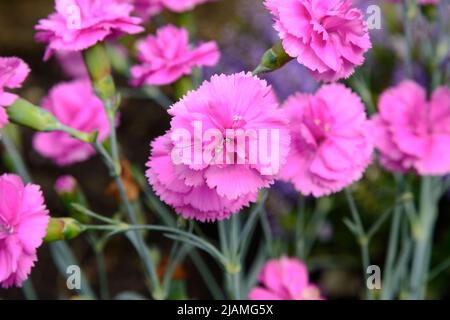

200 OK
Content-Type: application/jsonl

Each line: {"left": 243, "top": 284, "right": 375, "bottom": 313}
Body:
{"left": 55, "top": 175, "right": 77, "bottom": 194}
{"left": 83, "top": 43, "right": 116, "bottom": 102}
{"left": 44, "top": 217, "right": 86, "bottom": 242}
{"left": 54, "top": 176, "right": 91, "bottom": 224}
{"left": 7, "top": 98, "right": 60, "bottom": 131}
{"left": 253, "top": 41, "right": 292, "bottom": 75}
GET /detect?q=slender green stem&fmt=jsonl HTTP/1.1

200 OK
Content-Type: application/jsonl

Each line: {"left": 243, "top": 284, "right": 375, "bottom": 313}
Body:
{"left": 218, "top": 215, "right": 242, "bottom": 300}
{"left": 403, "top": 0, "right": 418, "bottom": 78}
{"left": 228, "top": 272, "right": 241, "bottom": 300}
{"left": 1, "top": 129, "right": 31, "bottom": 182}
{"left": 92, "top": 239, "right": 109, "bottom": 300}
{"left": 381, "top": 200, "right": 402, "bottom": 299}
{"left": 303, "top": 204, "right": 329, "bottom": 259}
{"left": 344, "top": 189, "right": 373, "bottom": 300}
{"left": 189, "top": 250, "right": 225, "bottom": 300}
{"left": 428, "top": 257, "right": 450, "bottom": 282}
{"left": 21, "top": 280, "right": 38, "bottom": 300}
{"left": 239, "top": 191, "right": 267, "bottom": 257}
{"left": 260, "top": 208, "right": 274, "bottom": 256}
{"left": 72, "top": 204, "right": 118, "bottom": 225}
{"left": 162, "top": 241, "right": 186, "bottom": 298}
{"left": 409, "top": 177, "right": 440, "bottom": 299}
{"left": 295, "top": 195, "right": 307, "bottom": 259}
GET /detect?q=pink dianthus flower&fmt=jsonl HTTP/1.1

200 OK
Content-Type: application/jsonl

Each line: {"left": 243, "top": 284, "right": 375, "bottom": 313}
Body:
{"left": 0, "top": 174, "right": 49, "bottom": 288}
{"left": 279, "top": 84, "right": 373, "bottom": 197}
{"left": 130, "top": 0, "right": 163, "bottom": 21}
{"left": 0, "top": 57, "right": 30, "bottom": 129}
{"left": 371, "top": 81, "right": 450, "bottom": 175}
{"left": 33, "top": 80, "right": 112, "bottom": 166}
{"left": 146, "top": 73, "right": 290, "bottom": 222}
{"left": 131, "top": 25, "right": 220, "bottom": 86}
{"left": 249, "top": 257, "right": 324, "bottom": 300}
{"left": 264, "top": 0, "right": 371, "bottom": 82}
{"left": 35, "top": 0, "right": 144, "bottom": 60}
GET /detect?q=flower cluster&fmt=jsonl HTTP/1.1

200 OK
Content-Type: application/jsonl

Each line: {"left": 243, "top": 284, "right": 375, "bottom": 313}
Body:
{"left": 0, "top": 174, "right": 49, "bottom": 288}
{"left": 0, "top": 57, "right": 30, "bottom": 128}
{"left": 2, "top": 0, "right": 447, "bottom": 295}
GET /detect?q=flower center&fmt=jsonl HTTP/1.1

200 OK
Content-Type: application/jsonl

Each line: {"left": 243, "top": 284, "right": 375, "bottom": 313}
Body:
{"left": 0, "top": 222, "right": 14, "bottom": 235}
{"left": 304, "top": 117, "right": 332, "bottom": 145}
{"left": 232, "top": 114, "right": 246, "bottom": 128}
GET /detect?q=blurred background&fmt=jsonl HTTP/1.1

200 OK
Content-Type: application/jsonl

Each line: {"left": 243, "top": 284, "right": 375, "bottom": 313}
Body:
{"left": 0, "top": 0, "right": 449, "bottom": 299}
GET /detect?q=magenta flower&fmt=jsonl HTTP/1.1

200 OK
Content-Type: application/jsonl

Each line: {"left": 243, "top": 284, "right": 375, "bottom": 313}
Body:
{"left": 0, "top": 174, "right": 50, "bottom": 288}
{"left": 130, "top": 0, "right": 163, "bottom": 21}
{"left": 249, "top": 257, "right": 323, "bottom": 300}
{"left": 371, "top": 81, "right": 450, "bottom": 175}
{"left": 0, "top": 57, "right": 30, "bottom": 129}
{"left": 55, "top": 51, "right": 89, "bottom": 79}
{"left": 131, "top": 25, "right": 220, "bottom": 86}
{"left": 161, "top": 0, "right": 213, "bottom": 12}
{"left": 33, "top": 80, "right": 112, "bottom": 166}
{"left": 35, "top": 0, "right": 144, "bottom": 60}
{"left": 264, "top": 0, "right": 371, "bottom": 82}
{"left": 279, "top": 84, "right": 373, "bottom": 197}
{"left": 147, "top": 73, "right": 290, "bottom": 222}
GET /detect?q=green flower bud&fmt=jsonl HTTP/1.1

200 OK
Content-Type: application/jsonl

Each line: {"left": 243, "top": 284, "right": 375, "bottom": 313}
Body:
{"left": 83, "top": 43, "right": 117, "bottom": 102}
{"left": 7, "top": 98, "right": 60, "bottom": 132}
{"left": 44, "top": 218, "right": 86, "bottom": 242}
{"left": 253, "top": 41, "right": 293, "bottom": 75}
{"left": 173, "top": 76, "right": 194, "bottom": 100}
{"left": 7, "top": 98, "right": 97, "bottom": 142}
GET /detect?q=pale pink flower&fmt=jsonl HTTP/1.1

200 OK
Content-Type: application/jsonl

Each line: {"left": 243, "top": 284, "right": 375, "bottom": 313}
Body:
{"left": 33, "top": 80, "right": 112, "bottom": 166}
{"left": 264, "top": 0, "right": 371, "bottom": 82}
{"left": 0, "top": 174, "right": 50, "bottom": 288}
{"left": 146, "top": 73, "right": 290, "bottom": 222}
{"left": 35, "top": 0, "right": 144, "bottom": 60}
{"left": 279, "top": 84, "right": 373, "bottom": 197}
{"left": 54, "top": 175, "right": 77, "bottom": 194}
{"left": 131, "top": 25, "right": 220, "bottom": 86}
{"left": 249, "top": 257, "right": 324, "bottom": 300}
{"left": 0, "top": 57, "right": 30, "bottom": 128}
{"left": 161, "top": 0, "right": 213, "bottom": 12}
{"left": 371, "top": 81, "right": 450, "bottom": 175}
